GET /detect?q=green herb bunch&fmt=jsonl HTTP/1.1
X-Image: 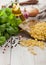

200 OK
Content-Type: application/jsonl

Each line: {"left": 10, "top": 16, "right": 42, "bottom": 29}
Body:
{"left": 0, "top": 8, "right": 22, "bottom": 46}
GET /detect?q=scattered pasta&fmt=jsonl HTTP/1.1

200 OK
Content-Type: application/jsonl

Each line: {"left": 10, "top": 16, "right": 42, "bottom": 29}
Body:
{"left": 20, "top": 39, "right": 45, "bottom": 55}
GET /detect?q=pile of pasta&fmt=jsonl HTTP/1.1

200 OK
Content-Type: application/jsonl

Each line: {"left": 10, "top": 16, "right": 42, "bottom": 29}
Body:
{"left": 30, "top": 22, "right": 46, "bottom": 41}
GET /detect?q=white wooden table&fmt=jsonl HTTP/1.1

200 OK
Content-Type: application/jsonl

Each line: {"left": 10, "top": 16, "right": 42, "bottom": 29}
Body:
{"left": 0, "top": 43, "right": 11, "bottom": 65}
{"left": 11, "top": 45, "right": 46, "bottom": 65}
{"left": 0, "top": 0, "right": 46, "bottom": 65}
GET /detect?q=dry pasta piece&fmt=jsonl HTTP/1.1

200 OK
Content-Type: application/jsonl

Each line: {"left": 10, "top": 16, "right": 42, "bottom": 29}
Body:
{"left": 30, "top": 50, "right": 37, "bottom": 55}
{"left": 28, "top": 46, "right": 37, "bottom": 55}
